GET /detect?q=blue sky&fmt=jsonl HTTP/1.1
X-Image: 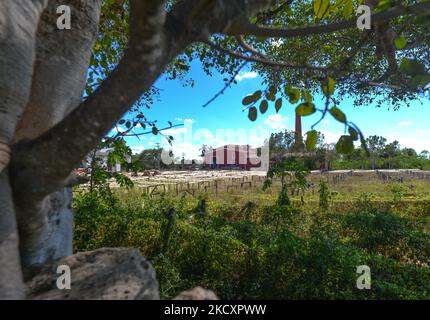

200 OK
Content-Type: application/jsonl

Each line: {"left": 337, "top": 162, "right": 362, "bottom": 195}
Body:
{"left": 112, "top": 60, "right": 430, "bottom": 158}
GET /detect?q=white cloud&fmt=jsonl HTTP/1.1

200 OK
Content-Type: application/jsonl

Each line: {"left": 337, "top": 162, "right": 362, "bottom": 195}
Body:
{"left": 235, "top": 71, "right": 258, "bottom": 82}
{"left": 131, "top": 146, "right": 146, "bottom": 154}
{"left": 174, "top": 117, "right": 194, "bottom": 123}
{"left": 397, "top": 121, "right": 415, "bottom": 127}
{"left": 162, "top": 127, "right": 188, "bottom": 135}
{"left": 380, "top": 128, "right": 430, "bottom": 153}
{"left": 113, "top": 126, "right": 125, "bottom": 133}
{"left": 162, "top": 141, "right": 202, "bottom": 161}
{"left": 155, "top": 125, "right": 272, "bottom": 161}
{"left": 318, "top": 128, "right": 340, "bottom": 144}
{"left": 264, "top": 114, "right": 288, "bottom": 130}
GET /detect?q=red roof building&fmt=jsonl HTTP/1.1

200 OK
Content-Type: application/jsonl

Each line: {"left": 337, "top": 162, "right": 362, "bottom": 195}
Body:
{"left": 203, "top": 144, "right": 261, "bottom": 170}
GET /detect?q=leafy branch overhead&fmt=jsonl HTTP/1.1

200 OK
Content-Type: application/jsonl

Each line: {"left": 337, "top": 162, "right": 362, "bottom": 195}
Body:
{"left": 9, "top": 0, "right": 430, "bottom": 201}
{"left": 197, "top": 0, "right": 430, "bottom": 154}
{"left": 92, "top": 0, "right": 429, "bottom": 158}
{"left": 2, "top": 0, "right": 430, "bottom": 300}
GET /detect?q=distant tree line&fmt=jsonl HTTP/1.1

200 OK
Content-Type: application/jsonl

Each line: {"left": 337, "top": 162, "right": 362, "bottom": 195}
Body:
{"left": 132, "top": 148, "right": 201, "bottom": 171}
{"left": 270, "top": 130, "right": 430, "bottom": 171}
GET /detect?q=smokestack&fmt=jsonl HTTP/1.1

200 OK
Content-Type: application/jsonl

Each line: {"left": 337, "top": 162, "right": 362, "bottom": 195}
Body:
{"left": 293, "top": 111, "right": 305, "bottom": 152}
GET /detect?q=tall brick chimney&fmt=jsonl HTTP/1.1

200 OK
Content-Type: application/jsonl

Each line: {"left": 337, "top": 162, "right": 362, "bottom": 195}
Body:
{"left": 293, "top": 111, "right": 305, "bottom": 152}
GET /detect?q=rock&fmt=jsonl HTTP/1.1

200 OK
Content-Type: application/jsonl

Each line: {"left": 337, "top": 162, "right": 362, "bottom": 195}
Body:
{"left": 174, "top": 286, "right": 218, "bottom": 300}
{"left": 25, "top": 247, "right": 159, "bottom": 300}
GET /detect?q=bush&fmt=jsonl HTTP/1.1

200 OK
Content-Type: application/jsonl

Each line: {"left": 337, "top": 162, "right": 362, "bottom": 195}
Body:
{"left": 73, "top": 190, "right": 430, "bottom": 299}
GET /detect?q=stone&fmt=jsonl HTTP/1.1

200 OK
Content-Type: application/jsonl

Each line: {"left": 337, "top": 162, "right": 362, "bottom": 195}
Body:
{"left": 173, "top": 286, "right": 218, "bottom": 300}
{"left": 25, "top": 247, "right": 159, "bottom": 300}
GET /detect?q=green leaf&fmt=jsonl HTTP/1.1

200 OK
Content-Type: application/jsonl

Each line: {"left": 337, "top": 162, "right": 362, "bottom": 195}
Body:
{"left": 343, "top": 0, "right": 353, "bottom": 18}
{"left": 306, "top": 130, "right": 318, "bottom": 151}
{"left": 242, "top": 95, "right": 255, "bottom": 106}
{"left": 253, "top": 90, "right": 262, "bottom": 101}
{"left": 301, "top": 90, "right": 313, "bottom": 103}
{"left": 348, "top": 127, "right": 359, "bottom": 141}
{"left": 414, "top": 14, "right": 430, "bottom": 27}
{"left": 275, "top": 98, "right": 283, "bottom": 113}
{"left": 285, "top": 87, "right": 300, "bottom": 104}
{"left": 266, "top": 91, "right": 276, "bottom": 102}
{"left": 248, "top": 107, "right": 257, "bottom": 121}
{"left": 399, "top": 59, "right": 427, "bottom": 77}
{"left": 296, "top": 102, "right": 316, "bottom": 116}
{"left": 329, "top": 107, "right": 347, "bottom": 123}
{"left": 313, "top": 0, "right": 330, "bottom": 19}
{"left": 394, "top": 37, "right": 407, "bottom": 50}
{"left": 321, "top": 78, "right": 336, "bottom": 96}
{"left": 376, "top": 0, "right": 396, "bottom": 11}
{"left": 336, "top": 135, "right": 354, "bottom": 154}
{"left": 409, "top": 74, "right": 430, "bottom": 88}
{"left": 242, "top": 91, "right": 261, "bottom": 106}
{"left": 268, "top": 85, "right": 277, "bottom": 96}
{"left": 259, "top": 100, "right": 269, "bottom": 114}
{"left": 242, "top": 91, "right": 262, "bottom": 106}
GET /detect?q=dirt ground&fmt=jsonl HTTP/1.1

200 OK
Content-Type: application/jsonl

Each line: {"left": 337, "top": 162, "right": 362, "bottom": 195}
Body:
{"left": 126, "top": 169, "right": 429, "bottom": 185}
{"left": 128, "top": 170, "right": 267, "bottom": 185}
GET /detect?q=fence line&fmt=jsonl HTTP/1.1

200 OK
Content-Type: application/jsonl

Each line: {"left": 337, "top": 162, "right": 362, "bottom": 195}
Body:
{"left": 77, "top": 170, "right": 430, "bottom": 197}
{"left": 376, "top": 170, "right": 430, "bottom": 183}
{"left": 136, "top": 171, "right": 360, "bottom": 197}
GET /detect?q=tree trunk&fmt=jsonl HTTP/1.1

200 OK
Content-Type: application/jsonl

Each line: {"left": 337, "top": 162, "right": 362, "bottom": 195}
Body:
{"left": 0, "top": 170, "right": 25, "bottom": 299}
{"left": 0, "top": 0, "right": 279, "bottom": 300}
{"left": 0, "top": 0, "right": 47, "bottom": 159}
{"left": 0, "top": 0, "right": 49, "bottom": 299}
{"left": 18, "top": 188, "right": 74, "bottom": 270}
{"left": 11, "top": 0, "right": 101, "bottom": 270}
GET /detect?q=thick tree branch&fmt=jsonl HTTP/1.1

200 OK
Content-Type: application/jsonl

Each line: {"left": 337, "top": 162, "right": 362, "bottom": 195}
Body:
{"left": 367, "top": 82, "right": 402, "bottom": 89}
{"left": 169, "top": 0, "right": 274, "bottom": 41}
{"left": 203, "top": 39, "right": 328, "bottom": 72}
{"left": 236, "top": 36, "right": 267, "bottom": 59}
{"left": 256, "top": 0, "right": 294, "bottom": 24}
{"left": 226, "top": 2, "right": 430, "bottom": 38}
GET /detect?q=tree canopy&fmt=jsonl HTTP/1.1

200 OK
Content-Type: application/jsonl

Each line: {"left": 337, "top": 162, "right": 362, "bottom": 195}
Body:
{"left": 91, "top": 0, "right": 430, "bottom": 155}
{"left": 1, "top": 0, "right": 430, "bottom": 299}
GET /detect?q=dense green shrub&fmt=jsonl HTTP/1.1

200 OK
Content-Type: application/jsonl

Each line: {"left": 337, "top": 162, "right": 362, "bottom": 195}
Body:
{"left": 73, "top": 191, "right": 430, "bottom": 299}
